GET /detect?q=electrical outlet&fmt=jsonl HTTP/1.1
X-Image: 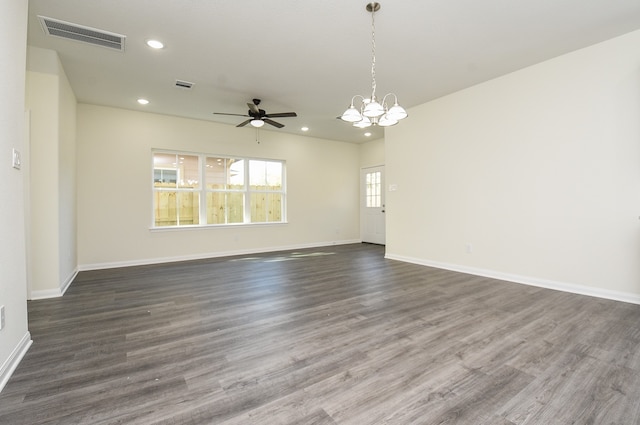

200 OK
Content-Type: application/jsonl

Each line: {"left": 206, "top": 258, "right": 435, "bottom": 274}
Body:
{"left": 0, "top": 305, "right": 5, "bottom": 330}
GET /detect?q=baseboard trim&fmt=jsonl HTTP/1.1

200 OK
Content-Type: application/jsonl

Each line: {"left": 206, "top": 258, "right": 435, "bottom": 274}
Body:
{"left": 28, "top": 288, "right": 61, "bottom": 300}
{"left": 29, "top": 267, "right": 78, "bottom": 300}
{"left": 79, "top": 240, "right": 362, "bottom": 271}
{"left": 0, "top": 332, "right": 32, "bottom": 393}
{"left": 385, "top": 253, "right": 640, "bottom": 306}
{"left": 60, "top": 267, "right": 78, "bottom": 296}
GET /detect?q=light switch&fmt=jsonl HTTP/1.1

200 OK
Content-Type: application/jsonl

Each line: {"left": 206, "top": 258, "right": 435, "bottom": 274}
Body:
{"left": 12, "top": 148, "right": 21, "bottom": 170}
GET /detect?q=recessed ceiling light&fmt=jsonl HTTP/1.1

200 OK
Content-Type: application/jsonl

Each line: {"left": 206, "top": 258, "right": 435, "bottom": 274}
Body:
{"left": 146, "top": 39, "right": 164, "bottom": 49}
{"left": 301, "top": 127, "right": 309, "bottom": 132}
{"left": 137, "top": 98, "right": 149, "bottom": 105}
{"left": 364, "top": 132, "right": 372, "bottom": 137}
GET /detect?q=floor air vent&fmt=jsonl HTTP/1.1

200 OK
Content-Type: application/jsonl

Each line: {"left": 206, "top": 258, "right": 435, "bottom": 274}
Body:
{"left": 38, "top": 16, "right": 126, "bottom": 52}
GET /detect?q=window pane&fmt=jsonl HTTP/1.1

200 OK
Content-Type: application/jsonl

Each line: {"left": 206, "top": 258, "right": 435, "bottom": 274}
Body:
{"left": 206, "top": 192, "right": 244, "bottom": 224}
{"left": 154, "top": 191, "right": 177, "bottom": 226}
{"left": 227, "top": 192, "right": 244, "bottom": 223}
{"left": 251, "top": 192, "right": 282, "bottom": 223}
{"left": 229, "top": 159, "right": 245, "bottom": 189}
{"left": 178, "top": 191, "right": 199, "bottom": 225}
{"left": 268, "top": 193, "right": 282, "bottom": 222}
{"left": 206, "top": 192, "right": 225, "bottom": 224}
{"left": 178, "top": 155, "right": 199, "bottom": 189}
{"left": 250, "top": 160, "right": 282, "bottom": 190}
{"left": 153, "top": 153, "right": 178, "bottom": 188}
{"left": 154, "top": 191, "right": 200, "bottom": 226}
{"left": 206, "top": 157, "right": 243, "bottom": 190}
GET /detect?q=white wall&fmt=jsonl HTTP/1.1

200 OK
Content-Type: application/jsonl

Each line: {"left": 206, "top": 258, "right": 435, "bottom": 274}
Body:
{"left": 25, "top": 47, "right": 77, "bottom": 298}
{"left": 385, "top": 29, "right": 640, "bottom": 303}
{"left": 57, "top": 55, "right": 77, "bottom": 293}
{"left": 360, "top": 138, "right": 385, "bottom": 169}
{"left": 77, "top": 104, "right": 360, "bottom": 268}
{"left": 26, "top": 70, "right": 58, "bottom": 295}
{"left": 0, "top": 0, "right": 31, "bottom": 392}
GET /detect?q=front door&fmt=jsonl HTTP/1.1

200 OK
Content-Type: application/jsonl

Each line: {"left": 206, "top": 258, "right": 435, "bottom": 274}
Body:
{"left": 361, "top": 166, "right": 385, "bottom": 245}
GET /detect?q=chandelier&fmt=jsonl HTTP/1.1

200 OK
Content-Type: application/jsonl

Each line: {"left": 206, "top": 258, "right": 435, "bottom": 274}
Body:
{"left": 340, "top": 2, "right": 408, "bottom": 128}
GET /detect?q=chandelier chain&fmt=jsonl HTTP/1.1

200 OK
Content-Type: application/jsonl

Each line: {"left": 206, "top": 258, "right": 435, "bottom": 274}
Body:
{"left": 370, "top": 5, "right": 377, "bottom": 100}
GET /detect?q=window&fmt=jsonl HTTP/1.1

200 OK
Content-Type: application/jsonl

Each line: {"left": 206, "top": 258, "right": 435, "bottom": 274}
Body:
{"left": 365, "top": 171, "right": 381, "bottom": 208}
{"left": 153, "top": 151, "right": 285, "bottom": 227}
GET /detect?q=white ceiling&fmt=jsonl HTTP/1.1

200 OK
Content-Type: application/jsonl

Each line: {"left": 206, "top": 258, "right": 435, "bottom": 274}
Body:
{"left": 26, "top": 0, "right": 640, "bottom": 144}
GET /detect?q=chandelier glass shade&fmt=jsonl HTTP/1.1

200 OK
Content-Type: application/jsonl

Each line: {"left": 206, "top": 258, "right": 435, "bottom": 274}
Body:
{"left": 250, "top": 119, "right": 265, "bottom": 128}
{"left": 341, "top": 3, "right": 407, "bottom": 128}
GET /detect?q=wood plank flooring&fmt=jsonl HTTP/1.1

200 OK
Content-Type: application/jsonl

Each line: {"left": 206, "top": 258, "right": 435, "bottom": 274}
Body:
{"left": 1, "top": 243, "right": 640, "bottom": 424}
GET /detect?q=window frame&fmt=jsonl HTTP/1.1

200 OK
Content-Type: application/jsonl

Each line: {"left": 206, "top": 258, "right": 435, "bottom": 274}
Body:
{"left": 151, "top": 150, "right": 287, "bottom": 229}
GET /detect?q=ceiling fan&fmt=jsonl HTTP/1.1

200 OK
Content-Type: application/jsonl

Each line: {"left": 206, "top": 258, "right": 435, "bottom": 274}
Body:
{"left": 214, "top": 98, "right": 297, "bottom": 128}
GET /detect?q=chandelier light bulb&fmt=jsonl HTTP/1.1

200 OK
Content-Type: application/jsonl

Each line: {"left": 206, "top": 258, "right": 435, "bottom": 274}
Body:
{"left": 250, "top": 119, "right": 265, "bottom": 128}
{"left": 386, "top": 103, "right": 408, "bottom": 121}
{"left": 341, "top": 105, "right": 363, "bottom": 122}
{"left": 378, "top": 114, "right": 398, "bottom": 127}
{"left": 363, "top": 99, "right": 384, "bottom": 118}
{"left": 353, "top": 116, "right": 372, "bottom": 128}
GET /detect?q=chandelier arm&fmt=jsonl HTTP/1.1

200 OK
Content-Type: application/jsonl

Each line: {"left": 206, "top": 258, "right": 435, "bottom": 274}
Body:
{"left": 351, "top": 94, "right": 366, "bottom": 107}
{"left": 381, "top": 93, "right": 397, "bottom": 108}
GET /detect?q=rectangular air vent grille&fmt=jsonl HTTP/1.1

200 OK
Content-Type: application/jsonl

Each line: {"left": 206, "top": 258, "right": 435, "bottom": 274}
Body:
{"left": 175, "top": 80, "right": 194, "bottom": 90}
{"left": 38, "top": 16, "right": 126, "bottom": 51}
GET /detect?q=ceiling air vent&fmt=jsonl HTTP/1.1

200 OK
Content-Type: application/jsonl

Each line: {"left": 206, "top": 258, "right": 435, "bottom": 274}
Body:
{"left": 175, "top": 80, "right": 194, "bottom": 90}
{"left": 38, "top": 16, "right": 126, "bottom": 52}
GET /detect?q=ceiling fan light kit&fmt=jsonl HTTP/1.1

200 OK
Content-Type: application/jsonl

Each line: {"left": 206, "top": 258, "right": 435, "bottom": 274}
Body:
{"left": 340, "top": 2, "right": 408, "bottom": 128}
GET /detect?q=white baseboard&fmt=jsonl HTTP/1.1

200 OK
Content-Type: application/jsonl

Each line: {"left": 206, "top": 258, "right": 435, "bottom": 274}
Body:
{"left": 29, "top": 267, "right": 78, "bottom": 300}
{"left": 60, "top": 268, "right": 78, "bottom": 295}
{"left": 385, "top": 253, "right": 640, "bottom": 306}
{"left": 0, "top": 332, "right": 32, "bottom": 393}
{"left": 79, "top": 239, "right": 362, "bottom": 271}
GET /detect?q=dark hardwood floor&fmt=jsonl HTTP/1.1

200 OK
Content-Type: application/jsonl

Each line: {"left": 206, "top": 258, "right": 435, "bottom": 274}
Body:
{"left": 1, "top": 243, "right": 639, "bottom": 424}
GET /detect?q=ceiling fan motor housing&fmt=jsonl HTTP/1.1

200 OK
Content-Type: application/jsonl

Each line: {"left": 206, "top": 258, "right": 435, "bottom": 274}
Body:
{"left": 249, "top": 108, "right": 267, "bottom": 118}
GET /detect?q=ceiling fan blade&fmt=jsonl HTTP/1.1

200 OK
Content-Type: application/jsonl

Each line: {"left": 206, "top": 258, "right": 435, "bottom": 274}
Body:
{"left": 265, "top": 112, "right": 297, "bottom": 118}
{"left": 236, "top": 119, "right": 252, "bottom": 127}
{"left": 247, "top": 102, "right": 260, "bottom": 115}
{"left": 263, "top": 118, "right": 284, "bottom": 128}
{"left": 214, "top": 112, "right": 250, "bottom": 117}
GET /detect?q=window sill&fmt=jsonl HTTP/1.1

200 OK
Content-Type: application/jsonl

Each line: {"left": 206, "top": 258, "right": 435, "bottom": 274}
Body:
{"left": 149, "top": 222, "right": 288, "bottom": 232}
